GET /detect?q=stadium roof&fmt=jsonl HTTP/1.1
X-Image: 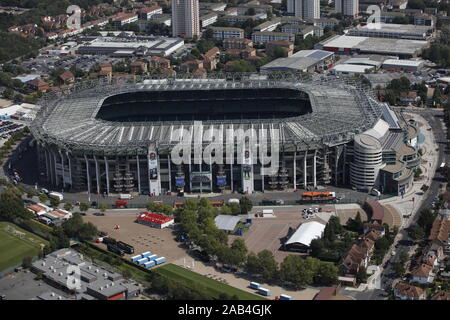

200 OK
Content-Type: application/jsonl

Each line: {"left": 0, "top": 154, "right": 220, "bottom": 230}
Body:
{"left": 215, "top": 215, "right": 242, "bottom": 231}
{"left": 285, "top": 221, "right": 325, "bottom": 247}
{"left": 364, "top": 118, "right": 390, "bottom": 141}
{"left": 380, "top": 103, "right": 401, "bottom": 130}
{"left": 30, "top": 73, "right": 384, "bottom": 153}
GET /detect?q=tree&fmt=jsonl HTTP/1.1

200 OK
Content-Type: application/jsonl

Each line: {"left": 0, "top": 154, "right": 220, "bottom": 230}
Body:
{"left": 99, "top": 203, "right": 108, "bottom": 213}
{"left": 309, "top": 238, "right": 324, "bottom": 258}
{"left": 245, "top": 252, "right": 263, "bottom": 274}
{"left": 393, "top": 263, "right": 406, "bottom": 277}
{"left": 323, "top": 216, "right": 342, "bottom": 242}
{"left": 316, "top": 261, "right": 338, "bottom": 285}
{"left": 413, "top": 167, "right": 422, "bottom": 179}
{"left": 239, "top": 196, "right": 253, "bottom": 214}
{"left": 346, "top": 211, "right": 364, "bottom": 233}
{"left": 3, "top": 87, "right": 14, "bottom": 99}
{"left": 63, "top": 202, "right": 73, "bottom": 211}
{"left": 375, "top": 237, "right": 390, "bottom": 251}
{"left": 22, "top": 256, "right": 33, "bottom": 269}
{"left": 38, "top": 193, "right": 48, "bottom": 203}
{"left": 0, "top": 188, "right": 32, "bottom": 222}
{"left": 79, "top": 202, "right": 90, "bottom": 213}
{"left": 409, "top": 225, "right": 425, "bottom": 240}
{"left": 417, "top": 209, "right": 437, "bottom": 233}
{"left": 257, "top": 250, "right": 278, "bottom": 282}
{"left": 268, "top": 46, "right": 287, "bottom": 59}
{"left": 50, "top": 197, "right": 60, "bottom": 208}
{"left": 280, "top": 255, "right": 312, "bottom": 288}
{"left": 356, "top": 267, "right": 368, "bottom": 283}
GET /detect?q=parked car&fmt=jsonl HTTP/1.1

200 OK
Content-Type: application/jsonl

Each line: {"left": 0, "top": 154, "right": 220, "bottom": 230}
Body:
{"left": 93, "top": 212, "right": 105, "bottom": 216}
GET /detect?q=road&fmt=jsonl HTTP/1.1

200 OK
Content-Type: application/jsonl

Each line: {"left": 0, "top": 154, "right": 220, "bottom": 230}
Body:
{"left": 379, "top": 107, "right": 447, "bottom": 290}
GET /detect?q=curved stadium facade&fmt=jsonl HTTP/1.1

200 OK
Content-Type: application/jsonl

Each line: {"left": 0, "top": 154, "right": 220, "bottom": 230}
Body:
{"left": 30, "top": 73, "right": 420, "bottom": 196}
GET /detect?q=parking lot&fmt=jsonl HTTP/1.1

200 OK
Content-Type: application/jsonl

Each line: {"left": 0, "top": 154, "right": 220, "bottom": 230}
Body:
{"left": 82, "top": 212, "right": 187, "bottom": 263}
{"left": 0, "top": 120, "right": 24, "bottom": 142}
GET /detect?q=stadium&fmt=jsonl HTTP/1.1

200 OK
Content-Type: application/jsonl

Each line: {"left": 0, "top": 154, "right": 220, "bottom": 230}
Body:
{"left": 30, "top": 73, "right": 420, "bottom": 196}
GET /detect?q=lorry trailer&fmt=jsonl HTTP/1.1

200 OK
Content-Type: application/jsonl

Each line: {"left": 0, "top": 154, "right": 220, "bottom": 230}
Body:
{"left": 154, "top": 257, "right": 166, "bottom": 265}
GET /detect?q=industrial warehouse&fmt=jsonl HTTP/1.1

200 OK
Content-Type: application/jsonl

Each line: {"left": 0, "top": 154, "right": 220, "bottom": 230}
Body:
{"left": 29, "top": 73, "right": 420, "bottom": 196}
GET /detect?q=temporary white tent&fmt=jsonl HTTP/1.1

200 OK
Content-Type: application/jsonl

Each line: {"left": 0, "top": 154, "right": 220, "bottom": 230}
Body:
{"left": 285, "top": 221, "right": 326, "bottom": 248}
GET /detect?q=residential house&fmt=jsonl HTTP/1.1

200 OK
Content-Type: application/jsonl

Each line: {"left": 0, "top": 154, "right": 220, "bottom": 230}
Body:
{"left": 58, "top": 71, "right": 75, "bottom": 84}
{"left": 130, "top": 61, "right": 148, "bottom": 74}
{"left": 400, "top": 91, "right": 421, "bottom": 104}
{"left": 241, "top": 47, "right": 257, "bottom": 59}
{"left": 149, "top": 56, "right": 171, "bottom": 70}
{"left": 410, "top": 263, "right": 434, "bottom": 284}
{"left": 252, "top": 32, "right": 295, "bottom": 44}
{"left": 429, "top": 218, "right": 450, "bottom": 247}
{"left": 139, "top": 6, "right": 163, "bottom": 20}
{"left": 209, "top": 27, "right": 244, "bottom": 40}
{"left": 28, "top": 78, "right": 49, "bottom": 92}
{"left": 431, "top": 291, "right": 450, "bottom": 300}
{"left": 223, "top": 38, "right": 253, "bottom": 50}
{"left": 180, "top": 60, "right": 204, "bottom": 73}
{"left": 99, "top": 62, "right": 113, "bottom": 74}
{"left": 266, "top": 41, "right": 294, "bottom": 57}
{"left": 200, "top": 12, "right": 218, "bottom": 28}
{"left": 393, "top": 281, "right": 426, "bottom": 300}
{"left": 202, "top": 47, "right": 220, "bottom": 71}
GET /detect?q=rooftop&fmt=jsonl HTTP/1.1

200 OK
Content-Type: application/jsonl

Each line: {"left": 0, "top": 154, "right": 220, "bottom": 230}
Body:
{"left": 137, "top": 212, "right": 174, "bottom": 224}
{"left": 285, "top": 221, "right": 326, "bottom": 247}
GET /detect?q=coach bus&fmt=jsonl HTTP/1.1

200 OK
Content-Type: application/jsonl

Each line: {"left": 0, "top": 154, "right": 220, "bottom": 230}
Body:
{"left": 301, "top": 191, "right": 336, "bottom": 201}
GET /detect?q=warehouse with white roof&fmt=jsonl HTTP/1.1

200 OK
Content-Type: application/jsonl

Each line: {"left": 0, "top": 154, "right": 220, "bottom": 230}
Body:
{"left": 381, "top": 59, "right": 424, "bottom": 72}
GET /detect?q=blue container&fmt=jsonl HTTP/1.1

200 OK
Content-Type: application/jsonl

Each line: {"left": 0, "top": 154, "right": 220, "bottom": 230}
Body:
{"left": 147, "top": 254, "right": 158, "bottom": 261}
{"left": 249, "top": 282, "right": 260, "bottom": 289}
{"left": 144, "top": 260, "right": 156, "bottom": 268}
{"left": 141, "top": 251, "right": 152, "bottom": 258}
{"left": 154, "top": 257, "right": 166, "bottom": 265}
{"left": 137, "top": 258, "right": 149, "bottom": 265}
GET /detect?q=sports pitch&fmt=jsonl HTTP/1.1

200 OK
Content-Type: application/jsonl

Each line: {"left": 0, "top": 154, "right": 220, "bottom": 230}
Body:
{"left": 0, "top": 222, "right": 48, "bottom": 272}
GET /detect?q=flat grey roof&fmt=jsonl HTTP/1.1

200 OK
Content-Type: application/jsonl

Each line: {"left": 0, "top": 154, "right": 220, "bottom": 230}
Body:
{"left": 215, "top": 215, "right": 242, "bottom": 231}
{"left": 356, "top": 38, "right": 429, "bottom": 55}
{"left": 261, "top": 56, "right": 320, "bottom": 71}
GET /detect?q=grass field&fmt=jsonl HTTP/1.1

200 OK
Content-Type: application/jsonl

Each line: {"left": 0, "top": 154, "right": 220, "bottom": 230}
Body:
{"left": 155, "top": 264, "right": 266, "bottom": 300}
{"left": 0, "top": 222, "right": 48, "bottom": 272}
{"left": 78, "top": 244, "right": 264, "bottom": 300}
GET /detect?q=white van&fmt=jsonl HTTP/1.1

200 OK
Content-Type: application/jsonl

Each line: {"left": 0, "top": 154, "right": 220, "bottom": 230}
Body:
{"left": 49, "top": 192, "right": 63, "bottom": 201}
{"left": 227, "top": 198, "right": 240, "bottom": 204}
{"left": 119, "top": 194, "right": 133, "bottom": 200}
{"left": 370, "top": 188, "right": 381, "bottom": 197}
